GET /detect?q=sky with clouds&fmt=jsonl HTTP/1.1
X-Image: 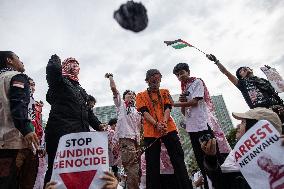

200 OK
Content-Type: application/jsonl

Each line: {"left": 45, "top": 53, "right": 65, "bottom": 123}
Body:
{"left": 1, "top": 0, "right": 283, "bottom": 125}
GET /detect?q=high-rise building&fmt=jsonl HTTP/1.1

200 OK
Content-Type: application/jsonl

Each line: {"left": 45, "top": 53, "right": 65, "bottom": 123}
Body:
{"left": 211, "top": 95, "right": 234, "bottom": 134}
{"left": 94, "top": 105, "right": 116, "bottom": 123}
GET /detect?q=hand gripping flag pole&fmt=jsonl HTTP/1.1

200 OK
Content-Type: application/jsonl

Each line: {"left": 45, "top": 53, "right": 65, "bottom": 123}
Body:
{"left": 164, "top": 39, "right": 206, "bottom": 55}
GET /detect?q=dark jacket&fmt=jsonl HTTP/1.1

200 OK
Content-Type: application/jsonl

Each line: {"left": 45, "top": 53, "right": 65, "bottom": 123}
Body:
{"left": 10, "top": 73, "right": 33, "bottom": 136}
{"left": 204, "top": 155, "right": 251, "bottom": 189}
{"left": 45, "top": 58, "right": 100, "bottom": 141}
{"left": 237, "top": 76, "right": 283, "bottom": 109}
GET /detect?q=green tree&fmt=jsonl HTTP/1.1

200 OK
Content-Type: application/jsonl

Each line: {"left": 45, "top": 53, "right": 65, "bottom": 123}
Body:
{"left": 226, "top": 127, "right": 237, "bottom": 148}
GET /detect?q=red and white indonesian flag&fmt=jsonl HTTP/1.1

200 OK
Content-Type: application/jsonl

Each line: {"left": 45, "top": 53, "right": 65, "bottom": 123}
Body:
{"left": 164, "top": 39, "right": 193, "bottom": 49}
{"left": 234, "top": 120, "right": 284, "bottom": 189}
{"left": 51, "top": 132, "right": 109, "bottom": 189}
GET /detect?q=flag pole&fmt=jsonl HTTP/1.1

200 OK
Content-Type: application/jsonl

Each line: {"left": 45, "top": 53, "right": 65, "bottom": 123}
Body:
{"left": 180, "top": 39, "right": 206, "bottom": 55}
{"left": 193, "top": 46, "right": 206, "bottom": 55}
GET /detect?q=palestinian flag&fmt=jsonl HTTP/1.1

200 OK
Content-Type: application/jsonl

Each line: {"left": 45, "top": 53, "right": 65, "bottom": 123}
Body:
{"left": 164, "top": 39, "right": 193, "bottom": 49}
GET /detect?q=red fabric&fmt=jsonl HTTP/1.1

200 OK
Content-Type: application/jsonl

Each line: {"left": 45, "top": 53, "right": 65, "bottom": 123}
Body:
{"left": 62, "top": 57, "right": 80, "bottom": 81}
{"left": 125, "top": 101, "right": 131, "bottom": 108}
{"left": 31, "top": 102, "right": 43, "bottom": 141}
{"left": 181, "top": 77, "right": 232, "bottom": 153}
{"left": 181, "top": 77, "right": 214, "bottom": 112}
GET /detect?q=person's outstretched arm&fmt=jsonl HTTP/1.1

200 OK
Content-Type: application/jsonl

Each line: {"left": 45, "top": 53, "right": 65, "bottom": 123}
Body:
{"left": 174, "top": 98, "right": 200, "bottom": 108}
{"left": 105, "top": 73, "right": 123, "bottom": 109}
{"left": 207, "top": 54, "right": 239, "bottom": 86}
{"left": 105, "top": 73, "right": 118, "bottom": 97}
{"left": 46, "top": 54, "right": 63, "bottom": 87}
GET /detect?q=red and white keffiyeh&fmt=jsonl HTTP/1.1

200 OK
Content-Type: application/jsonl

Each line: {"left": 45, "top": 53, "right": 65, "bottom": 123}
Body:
{"left": 181, "top": 77, "right": 214, "bottom": 112}
{"left": 181, "top": 77, "right": 231, "bottom": 153}
{"left": 62, "top": 57, "right": 80, "bottom": 81}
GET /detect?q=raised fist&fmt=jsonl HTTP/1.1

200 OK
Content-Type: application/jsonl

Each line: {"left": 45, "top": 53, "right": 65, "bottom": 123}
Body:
{"left": 49, "top": 54, "right": 61, "bottom": 65}
{"left": 105, "top": 73, "right": 113, "bottom": 78}
{"left": 206, "top": 54, "right": 218, "bottom": 62}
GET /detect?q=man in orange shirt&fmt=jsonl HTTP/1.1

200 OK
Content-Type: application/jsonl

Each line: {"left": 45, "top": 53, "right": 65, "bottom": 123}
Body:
{"left": 136, "top": 69, "right": 193, "bottom": 189}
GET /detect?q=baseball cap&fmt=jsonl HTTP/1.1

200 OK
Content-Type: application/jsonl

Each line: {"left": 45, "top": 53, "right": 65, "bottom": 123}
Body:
{"left": 232, "top": 107, "right": 282, "bottom": 133}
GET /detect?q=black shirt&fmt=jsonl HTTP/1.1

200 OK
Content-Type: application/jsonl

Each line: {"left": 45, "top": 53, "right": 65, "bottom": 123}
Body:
{"left": 9, "top": 73, "right": 33, "bottom": 136}
{"left": 237, "top": 76, "right": 283, "bottom": 109}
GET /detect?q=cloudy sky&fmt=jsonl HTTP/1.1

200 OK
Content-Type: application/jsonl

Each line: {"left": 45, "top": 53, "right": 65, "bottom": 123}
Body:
{"left": 1, "top": 0, "right": 283, "bottom": 125}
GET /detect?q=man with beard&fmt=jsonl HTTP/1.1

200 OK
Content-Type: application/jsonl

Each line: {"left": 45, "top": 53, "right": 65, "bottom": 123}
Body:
{"left": 136, "top": 69, "right": 193, "bottom": 189}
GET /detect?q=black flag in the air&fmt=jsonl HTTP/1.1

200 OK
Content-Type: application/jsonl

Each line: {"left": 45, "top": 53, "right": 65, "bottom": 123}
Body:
{"left": 114, "top": 1, "right": 148, "bottom": 32}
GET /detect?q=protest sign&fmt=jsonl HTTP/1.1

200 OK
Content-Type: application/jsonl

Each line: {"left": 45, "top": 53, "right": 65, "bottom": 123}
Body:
{"left": 234, "top": 120, "right": 284, "bottom": 189}
{"left": 51, "top": 132, "right": 109, "bottom": 189}
{"left": 261, "top": 66, "right": 284, "bottom": 93}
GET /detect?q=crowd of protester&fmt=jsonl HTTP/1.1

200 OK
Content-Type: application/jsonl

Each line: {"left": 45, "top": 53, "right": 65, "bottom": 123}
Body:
{"left": 0, "top": 51, "right": 283, "bottom": 189}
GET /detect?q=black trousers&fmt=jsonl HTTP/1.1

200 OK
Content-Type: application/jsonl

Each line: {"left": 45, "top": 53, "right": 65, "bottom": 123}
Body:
{"left": 188, "top": 127, "right": 222, "bottom": 189}
{"left": 160, "top": 174, "right": 179, "bottom": 189}
{"left": 44, "top": 132, "right": 60, "bottom": 187}
{"left": 144, "top": 131, "right": 193, "bottom": 189}
{"left": 0, "top": 149, "right": 18, "bottom": 189}
{"left": 0, "top": 149, "right": 39, "bottom": 189}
